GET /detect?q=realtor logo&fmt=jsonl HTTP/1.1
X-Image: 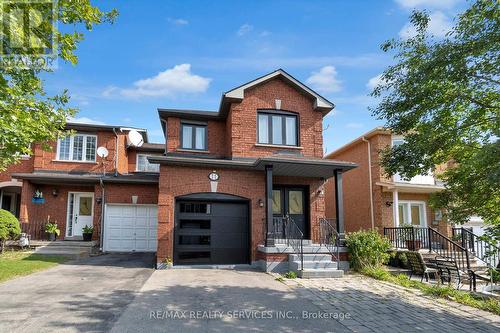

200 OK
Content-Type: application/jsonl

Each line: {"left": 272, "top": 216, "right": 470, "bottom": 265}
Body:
{"left": 0, "top": 0, "right": 57, "bottom": 67}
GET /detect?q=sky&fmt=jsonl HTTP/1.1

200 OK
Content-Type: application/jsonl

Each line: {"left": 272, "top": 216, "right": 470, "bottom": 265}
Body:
{"left": 47, "top": 0, "right": 468, "bottom": 153}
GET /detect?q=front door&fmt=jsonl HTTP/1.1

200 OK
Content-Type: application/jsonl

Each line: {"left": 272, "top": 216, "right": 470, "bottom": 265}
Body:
{"left": 67, "top": 193, "right": 94, "bottom": 237}
{"left": 273, "top": 187, "right": 308, "bottom": 238}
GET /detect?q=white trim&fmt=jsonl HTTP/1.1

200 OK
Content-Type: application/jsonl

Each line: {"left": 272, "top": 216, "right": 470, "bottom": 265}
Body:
{"left": 65, "top": 192, "right": 94, "bottom": 238}
{"left": 56, "top": 133, "right": 97, "bottom": 162}
{"left": 362, "top": 137, "right": 375, "bottom": 230}
{"left": 395, "top": 200, "right": 427, "bottom": 227}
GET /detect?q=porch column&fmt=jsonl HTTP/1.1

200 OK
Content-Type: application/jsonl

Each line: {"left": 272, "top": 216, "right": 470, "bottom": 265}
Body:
{"left": 334, "top": 170, "right": 345, "bottom": 238}
{"left": 265, "top": 165, "right": 274, "bottom": 246}
{"left": 393, "top": 189, "right": 399, "bottom": 226}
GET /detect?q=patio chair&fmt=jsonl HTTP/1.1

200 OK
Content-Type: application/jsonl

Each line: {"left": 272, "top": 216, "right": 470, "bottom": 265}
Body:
{"left": 405, "top": 251, "right": 439, "bottom": 282}
{"left": 435, "top": 256, "right": 472, "bottom": 290}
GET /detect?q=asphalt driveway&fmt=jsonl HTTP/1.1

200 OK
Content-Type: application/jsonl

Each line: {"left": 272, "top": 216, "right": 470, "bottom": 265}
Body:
{"left": 0, "top": 253, "right": 155, "bottom": 333}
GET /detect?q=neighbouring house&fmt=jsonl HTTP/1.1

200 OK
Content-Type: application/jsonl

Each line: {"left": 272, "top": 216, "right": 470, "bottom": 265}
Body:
{"left": 2, "top": 122, "right": 163, "bottom": 251}
{"left": 324, "top": 127, "right": 451, "bottom": 237}
{"left": 0, "top": 69, "right": 356, "bottom": 274}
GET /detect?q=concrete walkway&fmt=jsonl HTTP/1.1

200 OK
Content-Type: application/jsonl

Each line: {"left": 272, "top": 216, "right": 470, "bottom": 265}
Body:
{"left": 110, "top": 268, "right": 349, "bottom": 332}
{"left": 0, "top": 253, "right": 155, "bottom": 333}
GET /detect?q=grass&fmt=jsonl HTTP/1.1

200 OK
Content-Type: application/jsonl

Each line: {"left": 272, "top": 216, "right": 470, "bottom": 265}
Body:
{"left": 362, "top": 267, "right": 500, "bottom": 315}
{"left": 0, "top": 250, "right": 68, "bottom": 283}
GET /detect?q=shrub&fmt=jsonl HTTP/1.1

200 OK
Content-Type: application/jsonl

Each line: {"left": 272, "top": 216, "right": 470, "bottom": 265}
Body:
{"left": 345, "top": 230, "right": 392, "bottom": 271}
{"left": 283, "top": 271, "right": 297, "bottom": 279}
{"left": 0, "top": 209, "right": 21, "bottom": 253}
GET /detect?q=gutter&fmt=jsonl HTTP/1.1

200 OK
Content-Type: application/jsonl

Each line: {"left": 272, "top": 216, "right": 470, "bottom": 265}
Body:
{"left": 362, "top": 137, "right": 375, "bottom": 230}
{"left": 112, "top": 128, "right": 119, "bottom": 177}
{"left": 99, "top": 177, "right": 105, "bottom": 251}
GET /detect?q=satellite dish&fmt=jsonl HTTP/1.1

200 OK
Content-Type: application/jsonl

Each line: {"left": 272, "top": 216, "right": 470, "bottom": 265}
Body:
{"left": 127, "top": 130, "right": 144, "bottom": 147}
{"left": 97, "top": 146, "right": 109, "bottom": 158}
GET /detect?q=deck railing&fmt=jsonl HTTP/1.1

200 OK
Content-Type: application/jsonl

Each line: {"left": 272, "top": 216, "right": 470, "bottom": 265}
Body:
{"left": 453, "top": 227, "right": 499, "bottom": 269}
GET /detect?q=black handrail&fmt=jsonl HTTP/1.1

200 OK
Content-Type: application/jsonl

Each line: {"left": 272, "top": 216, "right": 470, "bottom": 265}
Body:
{"left": 384, "top": 226, "right": 470, "bottom": 273}
{"left": 271, "top": 215, "right": 304, "bottom": 271}
{"left": 453, "top": 227, "right": 499, "bottom": 269}
{"left": 319, "top": 218, "right": 340, "bottom": 269}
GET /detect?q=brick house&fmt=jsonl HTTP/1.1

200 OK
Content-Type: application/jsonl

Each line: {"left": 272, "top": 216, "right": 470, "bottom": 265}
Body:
{"left": 1, "top": 69, "right": 356, "bottom": 273}
{"left": 324, "top": 127, "right": 451, "bottom": 236}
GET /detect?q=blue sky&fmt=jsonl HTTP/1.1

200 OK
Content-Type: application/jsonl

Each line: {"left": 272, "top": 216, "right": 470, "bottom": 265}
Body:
{"left": 47, "top": 0, "right": 467, "bottom": 153}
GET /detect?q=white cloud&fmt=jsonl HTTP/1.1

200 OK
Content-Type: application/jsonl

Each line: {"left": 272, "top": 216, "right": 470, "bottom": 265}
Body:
{"left": 237, "top": 23, "right": 253, "bottom": 36}
{"left": 366, "top": 74, "right": 384, "bottom": 90}
{"left": 399, "top": 11, "right": 452, "bottom": 39}
{"left": 395, "top": 0, "right": 461, "bottom": 9}
{"left": 346, "top": 122, "right": 364, "bottom": 129}
{"left": 306, "top": 66, "right": 342, "bottom": 93}
{"left": 260, "top": 31, "right": 271, "bottom": 37}
{"left": 168, "top": 18, "right": 189, "bottom": 26}
{"left": 67, "top": 117, "right": 105, "bottom": 125}
{"left": 103, "top": 64, "right": 211, "bottom": 99}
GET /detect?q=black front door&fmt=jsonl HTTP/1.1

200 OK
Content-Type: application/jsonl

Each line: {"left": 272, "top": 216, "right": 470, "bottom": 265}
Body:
{"left": 272, "top": 187, "right": 308, "bottom": 238}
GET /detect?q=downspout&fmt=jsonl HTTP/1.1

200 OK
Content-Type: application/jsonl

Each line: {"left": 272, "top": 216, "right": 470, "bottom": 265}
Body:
{"left": 112, "top": 128, "right": 119, "bottom": 177}
{"left": 99, "top": 178, "right": 105, "bottom": 251}
{"left": 362, "top": 137, "right": 375, "bottom": 230}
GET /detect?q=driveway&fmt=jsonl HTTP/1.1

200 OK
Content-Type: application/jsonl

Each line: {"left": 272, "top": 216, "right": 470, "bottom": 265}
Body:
{"left": 0, "top": 253, "right": 155, "bottom": 333}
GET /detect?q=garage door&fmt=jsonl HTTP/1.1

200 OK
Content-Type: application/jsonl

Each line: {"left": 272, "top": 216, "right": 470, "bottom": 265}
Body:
{"left": 104, "top": 204, "right": 158, "bottom": 252}
{"left": 174, "top": 200, "right": 249, "bottom": 265}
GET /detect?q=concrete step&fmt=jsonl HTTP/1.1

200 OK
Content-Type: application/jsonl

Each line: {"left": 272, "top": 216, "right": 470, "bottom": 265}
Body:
{"left": 290, "top": 260, "right": 338, "bottom": 271}
{"left": 34, "top": 248, "right": 90, "bottom": 259}
{"left": 298, "top": 268, "right": 344, "bottom": 279}
{"left": 38, "top": 241, "right": 96, "bottom": 247}
{"left": 289, "top": 253, "right": 332, "bottom": 262}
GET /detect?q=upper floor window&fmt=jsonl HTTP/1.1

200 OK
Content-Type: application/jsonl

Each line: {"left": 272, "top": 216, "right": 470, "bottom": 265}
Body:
{"left": 181, "top": 122, "right": 207, "bottom": 150}
{"left": 257, "top": 111, "right": 298, "bottom": 146}
{"left": 136, "top": 154, "right": 160, "bottom": 172}
{"left": 57, "top": 134, "right": 97, "bottom": 162}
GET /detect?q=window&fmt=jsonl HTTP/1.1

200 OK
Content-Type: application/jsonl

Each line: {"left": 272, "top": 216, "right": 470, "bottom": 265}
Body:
{"left": 257, "top": 112, "right": 298, "bottom": 146}
{"left": 136, "top": 154, "right": 160, "bottom": 172}
{"left": 181, "top": 123, "right": 207, "bottom": 150}
{"left": 179, "top": 203, "right": 211, "bottom": 214}
{"left": 397, "top": 201, "right": 426, "bottom": 227}
{"left": 57, "top": 134, "right": 97, "bottom": 162}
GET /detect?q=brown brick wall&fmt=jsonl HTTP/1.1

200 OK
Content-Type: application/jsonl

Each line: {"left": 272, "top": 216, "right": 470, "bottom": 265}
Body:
{"left": 228, "top": 78, "right": 324, "bottom": 159}
{"left": 0, "top": 157, "right": 33, "bottom": 182}
{"left": 326, "top": 132, "right": 451, "bottom": 236}
{"left": 157, "top": 165, "right": 325, "bottom": 264}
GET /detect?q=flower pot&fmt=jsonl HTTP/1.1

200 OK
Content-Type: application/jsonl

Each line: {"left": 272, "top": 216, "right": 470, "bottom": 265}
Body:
{"left": 82, "top": 233, "right": 93, "bottom": 242}
{"left": 406, "top": 240, "right": 422, "bottom": 251}
{"left": 47, "top": 233, "right": 56, "bottom": 241}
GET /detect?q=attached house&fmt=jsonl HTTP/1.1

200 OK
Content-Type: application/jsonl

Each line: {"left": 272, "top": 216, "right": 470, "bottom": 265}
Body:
{"left": 324, "top": 127, "right": 451, "bottom": 237}
{"left": 0, "top": 69, "right": 356, "bottom": 273}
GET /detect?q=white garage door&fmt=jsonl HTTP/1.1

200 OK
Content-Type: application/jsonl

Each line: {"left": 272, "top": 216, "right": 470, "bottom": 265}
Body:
{"left": 104, "top": 204, "right": 158, "bottom": 252}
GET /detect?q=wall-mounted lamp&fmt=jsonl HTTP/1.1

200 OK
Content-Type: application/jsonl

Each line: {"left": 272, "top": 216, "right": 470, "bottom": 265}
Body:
{"left": 52, "top": 188, "right": 58, "bottom": 197}
{"left": 317, "top": 187, "right": 325, "bottom": 196}
{"left": 96, "top": 197, "right": 102, "bottom": 204}
{"left": 258, "top": 199, "right": 264, "bottom": 208}
{"left": 385, "top": 201, "right": 393, "bottom": 207}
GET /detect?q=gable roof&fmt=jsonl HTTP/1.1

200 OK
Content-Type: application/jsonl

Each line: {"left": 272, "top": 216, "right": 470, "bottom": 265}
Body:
{"left": 324, "top": 127, "right": 390, "bottom": 159}
{"left": 221, "top": 68, "right": 334, "bottom": 115}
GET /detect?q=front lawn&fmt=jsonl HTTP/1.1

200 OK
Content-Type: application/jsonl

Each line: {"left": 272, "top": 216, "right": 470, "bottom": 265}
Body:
{"left": 0, "top": 250, "right": 68, "bottom": 283}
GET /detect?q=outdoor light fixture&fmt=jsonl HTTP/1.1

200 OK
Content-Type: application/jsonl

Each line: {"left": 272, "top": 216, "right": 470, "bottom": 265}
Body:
{"left": 96, "top": 197, "right": 102, "bottom": 204}
{"left": 386, "top": 201, "right": 393, "bottom": 207}
{"left": 258, "top": 199, "right": 264, "bottom": 207}
{"left": 52, "top": 188, "right": 58, "bottom": 197}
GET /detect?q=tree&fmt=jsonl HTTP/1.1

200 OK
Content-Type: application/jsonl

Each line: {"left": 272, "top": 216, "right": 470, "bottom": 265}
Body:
{"left": 371, "top": 0, "right": 499, "bottom": 240}
{"left": 0, "top": 209, "right": 21, "bottom": 253}
{"left": 0, "top": 1, "right": 118, "bottom": 171}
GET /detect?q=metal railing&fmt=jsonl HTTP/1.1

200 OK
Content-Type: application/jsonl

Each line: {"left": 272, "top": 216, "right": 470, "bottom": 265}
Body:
{"left": 453, "top": 227, "right": 500, "bottom": 269}
{"left": 384, "top": 226, "right": 470, "bottom": 273}
{"left": 319, "top": 218, "right": 340, "bottom": 268}
{"left": 271, "top": 216, "right": 304, "bottom": 271}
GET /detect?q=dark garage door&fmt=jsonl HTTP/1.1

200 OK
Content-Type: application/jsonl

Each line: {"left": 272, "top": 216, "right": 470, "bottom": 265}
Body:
{"left": 174, "top": 199, "right": 249, "bottom": 265}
